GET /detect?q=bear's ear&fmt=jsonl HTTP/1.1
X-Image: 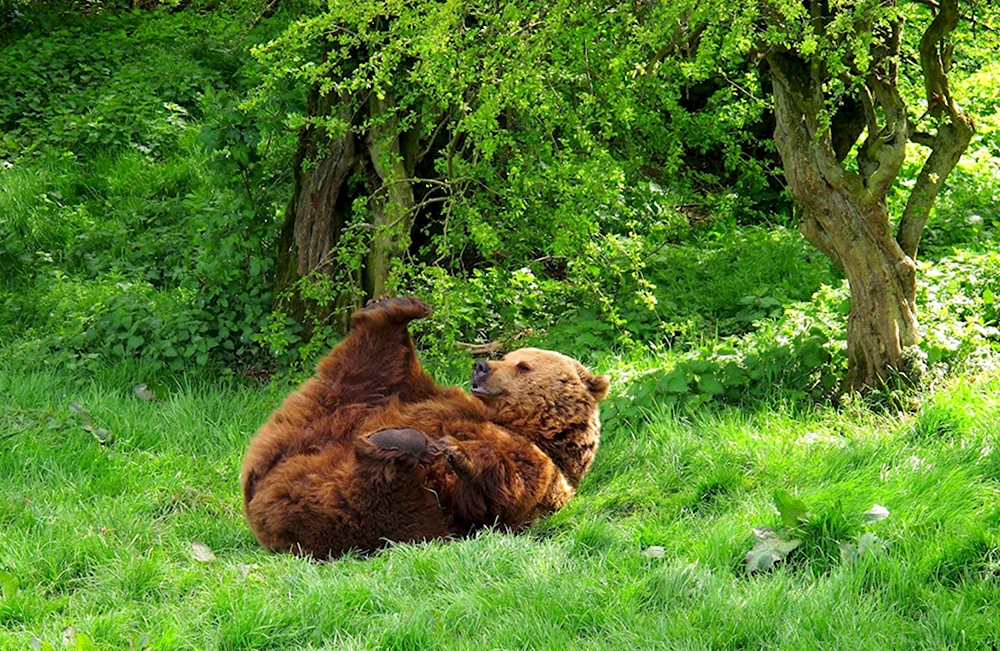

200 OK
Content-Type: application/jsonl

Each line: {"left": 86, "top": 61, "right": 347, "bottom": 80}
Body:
{"left": 583, "top": 373, "right": 609, "bottom": 401}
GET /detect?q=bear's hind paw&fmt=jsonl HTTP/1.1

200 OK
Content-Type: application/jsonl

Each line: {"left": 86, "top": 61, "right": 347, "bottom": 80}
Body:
{"left": 356, "top": 296, "right": 432, "bottom": 324}
{"left": 363, "top": 428, "right": 441, "bottom": 465}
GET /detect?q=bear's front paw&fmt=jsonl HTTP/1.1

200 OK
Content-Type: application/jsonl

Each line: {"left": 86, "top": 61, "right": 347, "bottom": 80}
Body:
{"left": 439, "top": 435, "right": 477, "bottom": 481}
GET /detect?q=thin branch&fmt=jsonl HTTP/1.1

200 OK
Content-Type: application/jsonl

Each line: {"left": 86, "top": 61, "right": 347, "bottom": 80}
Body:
{"left": 909, "top": 131, "right": 937, "bottom": 147}
{"left": 455, "top": 341, "right": 505, "bottom": 355}
{"left": 896, "top": 0, "right": 976, "bottom": 260}
{"left": 456, "top": 329, "right": 534, "bottom": 356}
{"left": 416, "top": 107, "right": 455, "bottom": 163}
{"left": 859, "top": 82, "right": 879, "bottom": 141}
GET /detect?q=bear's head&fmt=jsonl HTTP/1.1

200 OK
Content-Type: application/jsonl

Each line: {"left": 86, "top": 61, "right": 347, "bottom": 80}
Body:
{"left": 469, "top": 348, "right": 609, "bottom": 484}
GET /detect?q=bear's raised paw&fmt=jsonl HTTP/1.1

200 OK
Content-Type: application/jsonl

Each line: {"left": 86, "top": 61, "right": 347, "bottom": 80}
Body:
{"left": 353, "top": 296, "right": 432, "bottom": 329}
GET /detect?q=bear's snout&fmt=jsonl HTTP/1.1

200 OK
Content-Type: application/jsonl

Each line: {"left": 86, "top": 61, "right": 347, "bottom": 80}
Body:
{"left": 471, "top": 360, "right": 501, "bottom": 396}
{"left": 472, "top": 360, "right": 491, "bottom": 386}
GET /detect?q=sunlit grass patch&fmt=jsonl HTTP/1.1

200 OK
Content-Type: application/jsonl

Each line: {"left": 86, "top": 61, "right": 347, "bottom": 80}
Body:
{"left": 2, "top": 358, "right": 1000, "bottom": 648}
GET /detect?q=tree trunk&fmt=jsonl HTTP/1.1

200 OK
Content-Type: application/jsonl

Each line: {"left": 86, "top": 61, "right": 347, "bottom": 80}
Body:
{"left": 791, "top": 176, "right": 918, "bottom": 391}
{"left": 273, "top": 88, "right": 422, "bottom": 338}
{"left": 768, "top": 50, "right": 917, "bottom": 391}
{"left": 273, "top": 90, "right": 362, "bottom": 336}
{"left": 364, "top": 92, "right": 416, "bottom": 298}
{"left": 764, "top": 0, "right": 974, "bottom": 392}
{"left": 837, "top": 207, "right": 917, "bottom": 390}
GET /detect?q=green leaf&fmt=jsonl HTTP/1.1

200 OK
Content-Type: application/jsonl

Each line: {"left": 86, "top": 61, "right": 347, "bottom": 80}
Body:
{"left": 69, "top": 401, "right": 112, "bottom": 445}
{"left": 773, "top": 489, "right": 809, "bottom": 528}
{"left": 29, "top": 635, "right": 55, "bottom": 651}
{"left": 73, "top": 632, "right": 99, "bottom": 651}
{"left": 697, "top": 374, "right": 725, "bottom": 395}
{"left": 0, "top": 569, "right": 19, "bottom": 598}
{"left": 689, "top": 360, "right": 712, "bottom": 374}
{"left": 660, "top": 370, "right": 690, "bottom": 394}
{"left": 840, "top": 532, "right": 884, "bottom": 564}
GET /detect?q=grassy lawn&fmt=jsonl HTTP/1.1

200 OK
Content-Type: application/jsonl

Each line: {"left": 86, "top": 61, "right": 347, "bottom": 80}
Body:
{"left": 2, "top": 357, "right": 1000, "bottom": 650}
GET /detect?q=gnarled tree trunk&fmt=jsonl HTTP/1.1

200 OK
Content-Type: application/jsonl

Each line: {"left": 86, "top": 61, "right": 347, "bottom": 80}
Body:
{"left": 765, "top": 0, "right": 974, "bottom": 391}
{"left": 274, "top": 90, "right": 362, "bottom": 336}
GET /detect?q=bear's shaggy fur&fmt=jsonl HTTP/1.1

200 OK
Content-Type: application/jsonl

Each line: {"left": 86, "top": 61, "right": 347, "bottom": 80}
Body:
{"left": 240, "top": 297, "right": 608, "bottom": 558}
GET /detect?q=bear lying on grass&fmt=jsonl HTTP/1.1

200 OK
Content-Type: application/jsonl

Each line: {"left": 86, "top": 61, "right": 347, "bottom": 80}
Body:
{"left": 241, "top": 297, "right": 608, "bottom": 558}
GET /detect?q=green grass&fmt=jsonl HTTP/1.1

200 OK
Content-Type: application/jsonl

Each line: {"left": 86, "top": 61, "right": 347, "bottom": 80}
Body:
{"left": 3, "top": 356, "right": 1000, "bottom": 650}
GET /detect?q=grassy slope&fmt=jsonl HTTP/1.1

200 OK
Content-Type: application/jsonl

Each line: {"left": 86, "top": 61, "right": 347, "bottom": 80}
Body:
{"left": 2, "top": 357, "right": 1000, "bottom": 650}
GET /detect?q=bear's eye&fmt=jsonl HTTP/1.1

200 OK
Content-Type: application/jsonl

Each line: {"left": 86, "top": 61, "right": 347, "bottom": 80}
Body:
{"left": 516, "top": 361, "right": 532, "bottom": 373}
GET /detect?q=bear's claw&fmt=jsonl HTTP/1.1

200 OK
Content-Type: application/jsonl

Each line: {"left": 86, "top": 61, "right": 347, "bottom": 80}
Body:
{"left": 439, "top": 435, "right": 477, "bottom": 480}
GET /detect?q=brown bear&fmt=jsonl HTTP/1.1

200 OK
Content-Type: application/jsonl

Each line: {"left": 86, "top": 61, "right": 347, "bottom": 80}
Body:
{"left": 240, "top": 296, "right": 608, "bottom": 558}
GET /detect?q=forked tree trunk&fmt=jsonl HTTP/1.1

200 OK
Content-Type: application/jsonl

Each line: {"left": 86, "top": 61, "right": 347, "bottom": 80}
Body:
{"left": 764, "top": 0, "right": 975, "bottom": 392}
{"left": 274, "top": 90, "right": 419, "bottom": 337}
{"left": 768, "top": 48, "right": 919, "bottom": 391}
{"left": 766, "top": 0, "right": 973, "bottom": 391}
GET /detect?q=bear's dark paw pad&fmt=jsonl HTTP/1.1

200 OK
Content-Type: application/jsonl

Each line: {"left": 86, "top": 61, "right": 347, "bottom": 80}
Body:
{"left": 367, "top": 428, "right": 439, "bottom": 462}
{"left": 361, "top": 296, "right": 432, "bottom": 320}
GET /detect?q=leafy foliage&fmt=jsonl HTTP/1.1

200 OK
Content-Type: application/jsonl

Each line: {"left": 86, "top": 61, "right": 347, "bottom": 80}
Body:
{"left": 1, "top": 0, "right": 999, "bottom": 384}
{"left": 0, "top": 5, "right": 296, "bottom": 373}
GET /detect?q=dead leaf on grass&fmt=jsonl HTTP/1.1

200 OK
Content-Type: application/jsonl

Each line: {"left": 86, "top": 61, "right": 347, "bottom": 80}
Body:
{"left": 642, "top": 546, "right": 665, "bottom": 558}
{"left": 133, "top": 382, "right": 170, "bottom": 402}
{"left": 239, "top": 563, "right": 259, "bottom": 578}
{"left": 191, "top": 541, "right": 216, "bottom": 563}
{"left": 864, "top": 504, "right": 890, "bottom": 522}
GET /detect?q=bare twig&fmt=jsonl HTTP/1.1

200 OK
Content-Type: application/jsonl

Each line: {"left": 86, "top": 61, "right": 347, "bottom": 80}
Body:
{"left": 455, "top": 341, "right": 505, "bottom": 355}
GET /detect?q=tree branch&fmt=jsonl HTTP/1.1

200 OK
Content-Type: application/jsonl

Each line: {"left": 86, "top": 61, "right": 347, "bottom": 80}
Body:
{"left": 919, "top": 0, "right": 960, "bottom": 114}
{"left": 858, "top": 17, "right": 909, "bottom": 200}
{"left": 897, "top": 0, "right": 976, "bottom": 259}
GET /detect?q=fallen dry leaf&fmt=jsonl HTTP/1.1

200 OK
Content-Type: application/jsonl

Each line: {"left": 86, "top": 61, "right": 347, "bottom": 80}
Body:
{"left": 191, "top": 541, "right": 216, "bottom": 563}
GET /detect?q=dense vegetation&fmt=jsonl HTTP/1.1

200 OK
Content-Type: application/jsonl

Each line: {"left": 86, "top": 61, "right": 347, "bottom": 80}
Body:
{"left": 2, "top": 0, "right": 1000, "bottom": 648}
